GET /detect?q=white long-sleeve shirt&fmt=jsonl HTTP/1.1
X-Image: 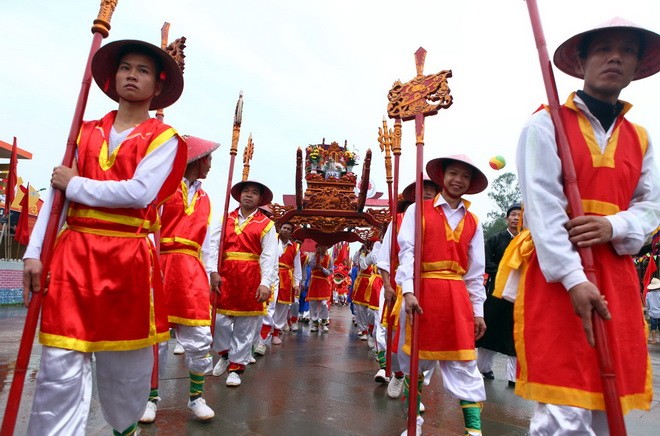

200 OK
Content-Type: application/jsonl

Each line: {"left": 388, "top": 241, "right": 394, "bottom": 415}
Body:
{"left": 395, "top": 196, "right": 486, "bottom": 317}
{"left": 181, "top": 178, "right": 214, "bottom": 273}
{"left": 207, "top": 208, "right": 278, "bottom": 287}
{"left": 24, "top": 126, "right": 178, "bottom": 260}
{"left": 278, "top": 238, "right": 303, "bottom": 287}
{"left": 377, "top": 222, "right": 394, "bottom": 274}
{"left": 516, "top": 95, "right": 660, "bottom": 291}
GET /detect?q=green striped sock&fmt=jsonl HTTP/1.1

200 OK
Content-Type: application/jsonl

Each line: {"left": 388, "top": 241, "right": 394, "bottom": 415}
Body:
{"left": 113, "top": 423, "right": 138, "bottom": 435}
{"left": 190, "top": 371, "right": 205, "bottom": 398}
{"left": 376, "top": 351, "right": 386, "bottom": 369}
{"left": 460, "top": 400, "right": 482, "bottom": 435}
{"left": 402, "top": 374, "right": 424, "bottom": 414}
{"left": 148, "top": 388, "right": 159, "bottom": 402}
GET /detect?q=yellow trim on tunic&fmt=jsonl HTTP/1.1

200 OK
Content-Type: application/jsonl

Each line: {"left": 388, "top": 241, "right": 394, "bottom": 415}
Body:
{"left": 146, "top": 127, "right": 177, "bottom": 155}
{"left": 67, "top": 225, "right": 149, "bottom": 238}
{"left": 223, "top": 251, "right": 259, "bottom": 261}
{"left": 97, "top": 126, "right": 177, "bottom": 171}
{"left": 161, "top": 236, "right": 201, "bottom": 250}
{"left": 217, "top": 308, "right": 267, "bottom": 317}
{"left": 416, "top": 349, "right": 476, "bottom": 361}
{"left": 581, "top": 199, "right": 620, "bottom": 216}
{"left": 68, "top": 208, "right": 156, "bottom": 231}
{"left": 40, "top": 331, "right": 170, "bottom": 352}
{"left": 633, "top": 124, "right": 649, "bottom": 156}
{"left": 168, "top": 316, "right": 211, "bottom": 326}
{"left": 261, "top": 220, "right": 275, "bottom": 238}
{"left": 180, "top": 181, "right": 200, "bottom": 215}
{"left": 420, "top": 271, "right": 462, "bottom": 280}
{"left": 421, "top": 260, "right": 465, "bottom": 275}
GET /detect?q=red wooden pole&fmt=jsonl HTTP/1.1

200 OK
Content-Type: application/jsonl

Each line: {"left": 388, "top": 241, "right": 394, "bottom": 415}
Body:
{"left": 406, "top": 112, "right": 425, "bottom": 435}
{"left": 210, "top": 91, "right": 243, "bottom": 338}
{"left": 524, "top": 1, "right": 626, "bottom": 434}
{"left": 1, "top": 3, "right": 118, "bottom": 434}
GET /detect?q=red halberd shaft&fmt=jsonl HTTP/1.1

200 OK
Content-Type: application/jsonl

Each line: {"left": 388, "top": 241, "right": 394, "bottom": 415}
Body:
{"left": 525, "top": 1, "right": 625, "bottom": 434}
{"left": 406, "top": 112, "right": 425, "bottom": 435}
{"left": 1, "top": 3, "right": 118, "bottom": 433}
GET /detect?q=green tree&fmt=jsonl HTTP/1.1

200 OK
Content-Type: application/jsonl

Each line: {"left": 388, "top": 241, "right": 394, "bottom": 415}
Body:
{"left": 483, "top": 172, "right": 522, "bottom": 239}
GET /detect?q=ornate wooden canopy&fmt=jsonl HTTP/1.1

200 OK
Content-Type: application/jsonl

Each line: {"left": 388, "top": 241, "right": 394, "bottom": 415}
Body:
{"left": 271, "top": 140, "right": 390, "bottom": 245}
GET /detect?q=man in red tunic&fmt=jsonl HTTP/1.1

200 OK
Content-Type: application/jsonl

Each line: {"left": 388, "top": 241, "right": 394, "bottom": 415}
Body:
{"left": 22, "top": 40, "right": 186, "bottom": 435}
{"left": 377, "top": 179, "right": 439, "bottom": 393}
{"left": 306, "top": 244, "right": 334, "bottom": 332}
{"left": 396, "top": 155, "right": 488, "bottom": 435}
{"left": 139, "top": 136, "right": 219, "bottom": 423}
{"left": 515, "top": 18, "right": 660, "bottom": 433}
{"left": 254, "top": 221, "right": 302, "bottom": 354}
{"left": 210, "top": 180, "right": 277, "bottom": 387}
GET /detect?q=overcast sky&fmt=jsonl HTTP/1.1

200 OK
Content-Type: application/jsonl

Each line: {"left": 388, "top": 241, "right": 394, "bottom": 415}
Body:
{"left": 1, "top": 0, "right": 658, "bottom": 223}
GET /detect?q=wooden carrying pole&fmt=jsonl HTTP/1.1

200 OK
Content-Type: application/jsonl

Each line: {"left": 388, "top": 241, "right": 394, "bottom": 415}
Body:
{"left": 386, "top": 47, "right": 453, "bottom": 435}
{"left": 1, "top": 1, "right": 118, "bottom": 434}
{"left": 211, "top": 92, "right": 244, "bottom": 338}
{"left": 524, "top": 1, "right": 625, "bottom": 434}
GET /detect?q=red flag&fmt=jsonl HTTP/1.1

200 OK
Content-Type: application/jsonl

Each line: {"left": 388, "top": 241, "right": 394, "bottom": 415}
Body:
{"left": 334, "top": 241, "right": 349, "bottom": 265}
{"left": 642, "top": 254, "right": 657, "bottom": 303}
{"left": 4, "top": 137, "right": 18, "bottom": 215}
{"left": 14, "top": 184, "right": 30, "bottom": 246}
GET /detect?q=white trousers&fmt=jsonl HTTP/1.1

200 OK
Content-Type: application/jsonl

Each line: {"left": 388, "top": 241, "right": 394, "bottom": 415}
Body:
{"left": 397, "top": 305, "right": 486, "bottom": 402}
{"left": 263, "top": 301, "right": 290, "bottom": 330}
{"left": 160, "top": 324, "right": 212, "bottom": 375}
{"left": 353, "top": 304, "right": 369, "bottom": 332}
{"left": 27, "top": 346, "right": 152, "bottom": 435}
{"left": 476, "top": 348, "right": 517, "bottom": 382}
{"left": 213, "top": 314, "right": 261, "bottom": 365}
{"left": 309, "top": 300, "right": 329, "bottom": 321}
{"left": 530, "top": 403, "right": 609, "bottom": 435}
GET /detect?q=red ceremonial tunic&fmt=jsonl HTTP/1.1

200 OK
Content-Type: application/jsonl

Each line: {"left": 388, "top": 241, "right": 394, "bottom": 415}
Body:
{"left": 307, "top": 254, "right": 332, "bottom": 301}
{"left": 160, "top": 181, "right": 212, "bottom": 326}
{"left": 40, "top": 111, "right": 186, "bottom": 352}
{"left": 353, "top": 265, "right": 381, "bottom": 309}
{"left": 333, "top": 264, "right": 350, "bottom": 296}
{"left": 218, "top": 208, "right": 274, "bottom": 316}
{"left": 403, "top": 199, "right": 478, "bottom": 361}
{"left": 277, "top": 240, "right": 299, "bottom": 304}
{"left": 516, "top": 97, "right": 652, "bottom": 413}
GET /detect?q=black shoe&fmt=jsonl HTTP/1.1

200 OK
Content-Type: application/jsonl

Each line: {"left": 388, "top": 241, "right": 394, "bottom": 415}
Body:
{"left": 508, "top": 380, "right": 516, "bottom": 388}
{"left": 482, "top": 371, "right": 495, "bottom": 380}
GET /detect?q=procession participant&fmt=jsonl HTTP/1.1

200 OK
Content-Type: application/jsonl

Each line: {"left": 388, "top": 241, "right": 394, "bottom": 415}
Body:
{"left": 353, "top": 240, "right": 382, "bottom": 346}
{"left": 22, "top": 39, "right": 186, "bottom": 435}
{"left": 515, "top": 18, "right": 660, "bottom": 433}
{"left": 396, "top": 155, "right": 488, "bottom": 435}
{"left": 139, "top": 135, "right": 219, "bottom": 423}
{"left": 210, "top": 180, "right": 277, "bottom": 387}
{"left": 476, "top": 203, "right": 521, "bottom": 387}
{"left": 254, "top": 222, "right": 302, "bottom": 354}
{"left": 376, "top": 179, "right": 438, "bottom": 393}
{"left": 306, "top": 244, "right": 334, "bottom": 332}
{"left": 289, "top": 248, "right": 308, "bottom": 331}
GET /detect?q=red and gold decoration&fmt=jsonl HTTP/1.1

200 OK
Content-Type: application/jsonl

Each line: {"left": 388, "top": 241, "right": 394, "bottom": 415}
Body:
{"left": 271, "top": 139, "right": 389, "bottom": 246}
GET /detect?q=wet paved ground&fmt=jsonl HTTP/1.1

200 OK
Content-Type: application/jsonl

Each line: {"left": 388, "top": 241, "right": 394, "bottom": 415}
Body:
{"left": 1, "top": 304, "right": 659, "bottom": 435}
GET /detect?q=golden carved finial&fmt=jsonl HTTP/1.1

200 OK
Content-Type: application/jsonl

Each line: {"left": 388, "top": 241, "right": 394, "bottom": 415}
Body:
{"left": 378, "top": 117, "right": 393, "bottom": 184}
{"left": 387, "top": 47, "right": 453, "bottom": 122}
{"left": 165, "top": 37, "right": 186, "bottom": 73}
{"left": 91, "top": 0, "right": 118, "bottom": 37}
{"left": 242, "top": 134, "right": 254, "bottom": 181}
